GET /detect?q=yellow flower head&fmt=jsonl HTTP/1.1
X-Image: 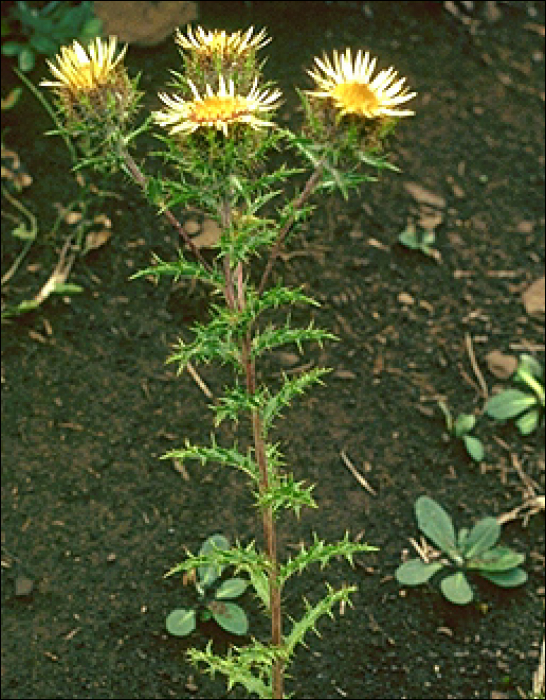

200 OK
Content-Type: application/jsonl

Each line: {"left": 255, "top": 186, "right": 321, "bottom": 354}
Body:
{"left": 306, "top": 48, "right": 416, "bottom": 119}
{"left": 154, "top": 75, "right": 282, "bottom": 138}
{"left": 41, "top": 36, "right": 128, "bottom": 97}
{"left": 175, "top": 25, "right": 271, "bottom": 60}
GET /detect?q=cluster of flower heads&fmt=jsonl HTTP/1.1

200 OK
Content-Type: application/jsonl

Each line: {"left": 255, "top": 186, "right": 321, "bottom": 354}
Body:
{"left": 155, "top": 26, "right": 282, "bottom": 139}
{"left": 40, "top": 27, "right": 416, "bottom": 144}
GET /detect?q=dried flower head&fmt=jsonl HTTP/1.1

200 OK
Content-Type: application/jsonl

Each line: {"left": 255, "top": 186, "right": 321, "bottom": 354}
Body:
{"left": 154, "top": 75, "right": 282, "bottom": 138}
{"left": 306, "top": 48, "right": 416, "bottom": 119}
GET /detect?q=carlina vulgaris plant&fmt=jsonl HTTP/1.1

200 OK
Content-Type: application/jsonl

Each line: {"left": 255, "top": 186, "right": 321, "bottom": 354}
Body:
{"left": 40, "top": 27, "right": 417, "bottom": 698}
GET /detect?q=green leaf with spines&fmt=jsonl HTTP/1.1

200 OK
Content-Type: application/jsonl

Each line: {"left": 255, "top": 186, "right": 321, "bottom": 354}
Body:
{"left": 279, "top": 532, "right": 377, "bottom": 586}
{"left": 167, "top": 318, "right": 241, "bottom": 371}
{"left": 251, "top": 319, "right": 336, "bottom": 358}
{"left": 284, "top": 583, "right": 357, "bottom": 658}
{"left": 187, "top": 640, "right": 274, "bottom": 698}
{"left": 256, "top": 473, "right": 317, "bottom": 517}
{"left": 261, "top": 367, "right": 331, "bottom": 432}
{"left": 162, "top": 437, "right": 260, "bottom": 483}
{"left": 165, "top": 540, "right": 272, "bottom": 588}
{"left": 213, "top": 384, "right": 266, "bottom": 426}
{"left": 221, "top": 220, "right": 279, "bottom": 264}
{"left": 247, "top": 284, "right": 321, "bottom": 317}
{"left": 130, "top": 252, "right": 224, "bottom": 288}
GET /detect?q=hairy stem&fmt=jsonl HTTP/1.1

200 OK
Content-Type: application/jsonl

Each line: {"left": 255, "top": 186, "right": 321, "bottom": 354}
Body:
{"left": 234, "top": 232, "right": 283, "bottom": 696}
{"left": 242, "top": 335, "right": 284, "bottom": 698}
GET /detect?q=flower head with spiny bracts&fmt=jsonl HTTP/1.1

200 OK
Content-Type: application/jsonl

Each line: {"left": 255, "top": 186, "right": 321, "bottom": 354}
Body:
{"left": 154, "top": 75, "right": 282, "bottom": 138}
{"left": 41, "top": 37, "right": 128, "bottom": 97}
{"left": 306, "top": 48, "right": 416, "bottom": 120}
{"left": 176, "top": 25, "right": 271, "bottom": 59}
{"left": 173, "top": 26, "right": 271, "bottom": 94}
{"left": 40, "top": 36, "right": 140, "bottom": 139}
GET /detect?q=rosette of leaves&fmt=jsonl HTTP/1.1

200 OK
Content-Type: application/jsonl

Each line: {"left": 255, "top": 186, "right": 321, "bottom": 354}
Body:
{"left": 166, "top": 534, "right": 250, "bottom": 637}
{"left": 485, "top": 354, "right": 544, "bottom": 435}
{"left": 395, "top": 496, "right": 527, "bottom": 605}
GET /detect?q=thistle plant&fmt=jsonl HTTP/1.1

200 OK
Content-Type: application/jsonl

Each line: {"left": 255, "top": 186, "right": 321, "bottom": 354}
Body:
{"left": 40, "top": 27, "right": 417, "bottom": 698}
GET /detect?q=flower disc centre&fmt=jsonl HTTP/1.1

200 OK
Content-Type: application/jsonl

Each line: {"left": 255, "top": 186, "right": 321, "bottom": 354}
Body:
{"left": 191, "top": 96, "right": 246, "bottom": 123}
{"left": 331, "top": 82, "right": 379, "bottom": 115}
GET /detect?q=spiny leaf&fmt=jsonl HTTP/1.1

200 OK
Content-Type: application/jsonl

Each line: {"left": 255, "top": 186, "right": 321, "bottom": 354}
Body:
{"left": 130, "top": 252, "right": 223, "bottom": 287}
{"left": 284, "top": 583, "right": 357, "bottom": 658}
{"left": 163, "top": 437, "right": 260, "bottom": 482}
{"left": 251, "top": 320, "right": 337, "bottom": 357}
{"left": 279, "top": 532, "right": 377, "bottom": 585}
{"left": 256, "top": 473, "right": 317, "bottom": 517}
{"left": 188, "top": 642, "right": 272, "bottom": 698}
{"left": 262, "top": 367, "right": 331, "bottom": 432}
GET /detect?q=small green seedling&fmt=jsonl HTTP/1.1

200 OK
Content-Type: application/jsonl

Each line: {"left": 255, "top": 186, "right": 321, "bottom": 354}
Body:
{"left": 438, "top": 401, "right": 484, "bottom": 462}
{"left": 398, "top": 223, "right": 441, "bottom": 262}
{"left": 166, "top": 534, "right": 249, "bottom": 637}
{"left": 485, "top": 354, "right": 544, "bottom": 435}
{"left": 395, "top": 496, "right": 527, "bottom": 605}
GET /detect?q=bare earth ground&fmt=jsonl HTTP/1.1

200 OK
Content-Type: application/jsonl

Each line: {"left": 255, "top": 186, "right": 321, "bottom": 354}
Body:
{"left": 1, "top": 2, "right": 545, "bottom": 699}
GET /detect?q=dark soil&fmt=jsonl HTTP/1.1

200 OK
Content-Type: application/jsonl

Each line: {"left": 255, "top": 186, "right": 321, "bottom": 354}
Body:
{"left": 1, "top": 2, "right": 545, "bottom": 699}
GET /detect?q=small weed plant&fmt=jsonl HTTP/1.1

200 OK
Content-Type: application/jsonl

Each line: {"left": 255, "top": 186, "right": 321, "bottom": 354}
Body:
{"left": 396, "top": 495, "right": 527, "bottom": 605}
{"left": 485, "top": 354, "right": 545, "bottom": 435}
{"left": 438, "top": 401, "right": 485, "bottom": 463}
{"left": 166, "top": 534, "right": 250, "bottom": 637}
{"left": 38, "top": 28, "right": 419, "bottom": 697}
